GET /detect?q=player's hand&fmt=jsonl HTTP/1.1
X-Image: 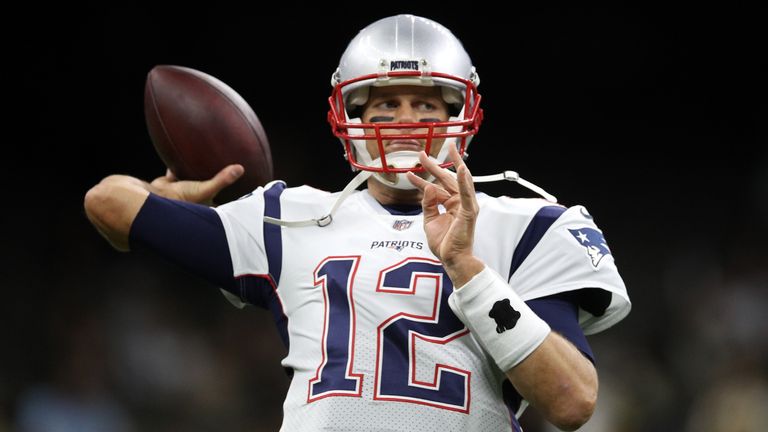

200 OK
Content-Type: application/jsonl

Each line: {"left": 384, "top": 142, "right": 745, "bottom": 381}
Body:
{"left": 149, "top": 164, "right": 244, "bottom": 205}
{"left": 406, "top": 147, "right": 484, "bottom": 287}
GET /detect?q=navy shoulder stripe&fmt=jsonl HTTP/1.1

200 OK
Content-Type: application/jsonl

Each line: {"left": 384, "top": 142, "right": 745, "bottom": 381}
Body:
{"left": 508, "top": 205, "right": 566, "bottom": 280}
{"left": 263, "top": 182, "right": 285, "bottom": 286}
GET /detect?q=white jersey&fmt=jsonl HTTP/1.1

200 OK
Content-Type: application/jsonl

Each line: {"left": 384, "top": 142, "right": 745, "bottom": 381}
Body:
{"left": 214, "top": 181, "right": 630, "bottom": 432}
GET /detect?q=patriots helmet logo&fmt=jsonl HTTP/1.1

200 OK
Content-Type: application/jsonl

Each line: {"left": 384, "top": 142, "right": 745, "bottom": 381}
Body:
{"left": 568, "top": 228, "right": 612, "bottom": 268}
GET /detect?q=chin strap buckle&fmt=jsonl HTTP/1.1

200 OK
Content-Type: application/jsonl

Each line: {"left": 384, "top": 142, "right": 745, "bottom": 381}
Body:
{"left": 316, "top": 214, "right": 333, "bottom": 227}
{"left": 502, "top": 170, "right": 519, "bottom": 181}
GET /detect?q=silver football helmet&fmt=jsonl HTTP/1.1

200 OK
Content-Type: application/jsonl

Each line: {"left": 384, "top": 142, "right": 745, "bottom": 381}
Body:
{"left": 328, "top": 14, "right": 483, "bottom": 189}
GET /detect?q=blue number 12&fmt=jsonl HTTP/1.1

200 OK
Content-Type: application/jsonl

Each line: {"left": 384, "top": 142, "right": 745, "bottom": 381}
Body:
{"left": 309, "top": 256, "right": 470, "bottom": 413}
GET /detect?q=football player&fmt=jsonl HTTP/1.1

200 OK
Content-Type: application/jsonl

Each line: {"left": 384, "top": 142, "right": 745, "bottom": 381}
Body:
{"left": 85, "top": 14, "right": 630, "bottom": 431}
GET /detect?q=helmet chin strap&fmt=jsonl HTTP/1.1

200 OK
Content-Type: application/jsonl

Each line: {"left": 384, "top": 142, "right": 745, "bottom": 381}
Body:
{"left": 471, "top": 171, "right": 557, "bottom": 202}
{"left": 369, "top": 151, "right": 431, "bottom": 190}
{"left": 264, "top": 161, "right": 557, "bottom": 228}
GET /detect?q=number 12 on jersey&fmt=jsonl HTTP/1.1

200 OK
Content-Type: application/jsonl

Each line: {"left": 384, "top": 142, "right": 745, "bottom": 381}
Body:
{"left": 309, "top": 256, "right": 471, "bottom": 413}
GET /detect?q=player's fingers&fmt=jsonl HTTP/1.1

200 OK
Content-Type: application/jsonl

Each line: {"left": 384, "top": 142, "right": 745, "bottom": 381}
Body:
{"left": 421, "top": 184, "right": 442, "bottom": 221}
{"left": 418, "top": 151, "right": 458, "bottom": 193}
{"left": 198, "top": 164, "right": 244, "bottom": 198}
{"left": 222, "top": 164, "right": 245, "bottom": 182}
{"left": 419, "top": 153, "right": 457, "bottom": 189}
{"left": 165, "top": 169, "right": 177, "bottom": 181}
{"left": 210, "top": 164, "right": 244, "bottom": 188}
{"left": 447, "top": 146, "right": 478, "bottom": 215}
{"left": 457, "top": 164, "right": 478, "bottom": 217}
{"left": 448, "top": 145, "right": 467, "bottom": 172}
{"left": 428, "top": 182, "right": 452, "bottom": 203}
{"left": 151, "top": 173, "right": 170, "bottom": 187}
{"left": 406, "top": 171, "right": 431, "bottom": 192}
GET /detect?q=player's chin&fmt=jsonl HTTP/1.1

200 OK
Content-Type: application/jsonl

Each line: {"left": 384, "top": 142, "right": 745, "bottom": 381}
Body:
{"left": 382, "top": 140, "right": 424, "bottom": 154}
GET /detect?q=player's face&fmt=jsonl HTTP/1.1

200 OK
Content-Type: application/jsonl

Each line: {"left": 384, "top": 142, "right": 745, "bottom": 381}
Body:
{"left": 360, "top": 85, "right": 450, "bottom": 161}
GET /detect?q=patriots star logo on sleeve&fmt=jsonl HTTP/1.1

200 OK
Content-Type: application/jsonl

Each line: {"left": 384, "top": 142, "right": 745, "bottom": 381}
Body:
{"left": 568, "top": 227, "right": 612, "bottom": 268}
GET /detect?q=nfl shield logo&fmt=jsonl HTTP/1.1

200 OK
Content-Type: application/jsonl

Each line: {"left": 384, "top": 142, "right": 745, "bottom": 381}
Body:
{"left": 392, "top": 219, "right": 413, "bottom": 231}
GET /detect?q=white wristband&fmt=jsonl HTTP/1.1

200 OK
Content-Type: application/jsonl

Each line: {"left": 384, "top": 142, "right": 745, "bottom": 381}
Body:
{"left": 448, "top": 266, "right": 550, "bottom": 371}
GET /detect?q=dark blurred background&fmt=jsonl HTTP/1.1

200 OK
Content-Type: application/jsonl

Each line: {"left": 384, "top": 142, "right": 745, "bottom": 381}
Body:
{"left": 4, "top": 4, "right": 766, "bottom": 432}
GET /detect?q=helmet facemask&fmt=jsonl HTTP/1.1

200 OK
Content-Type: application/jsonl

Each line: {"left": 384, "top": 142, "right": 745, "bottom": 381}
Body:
{"left": 328, "top": 71, "right": 482, "bottom": 189}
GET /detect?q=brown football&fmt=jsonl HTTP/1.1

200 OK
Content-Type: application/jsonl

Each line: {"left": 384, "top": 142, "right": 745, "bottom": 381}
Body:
{"left": 144, "top": 65, "right": 273, "bottom": 204}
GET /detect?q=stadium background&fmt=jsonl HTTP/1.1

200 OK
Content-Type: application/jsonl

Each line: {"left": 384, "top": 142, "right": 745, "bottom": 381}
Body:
{"left": 4, "top": 5, "right": 766, "bottom": 431}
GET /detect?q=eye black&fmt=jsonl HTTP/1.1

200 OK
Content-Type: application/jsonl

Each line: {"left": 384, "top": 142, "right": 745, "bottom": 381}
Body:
{"left": 369, "top": 116, "right": 395, "bottom": 123}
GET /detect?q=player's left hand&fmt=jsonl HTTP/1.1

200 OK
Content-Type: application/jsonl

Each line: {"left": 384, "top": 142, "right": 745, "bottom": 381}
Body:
{"left": 407, "top": 147, "right": 484, "bottom": 287}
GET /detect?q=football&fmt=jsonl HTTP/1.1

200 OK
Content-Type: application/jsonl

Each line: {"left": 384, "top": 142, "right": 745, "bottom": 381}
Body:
{"left": 144, "top": 65, "right": 273, "bottom": 204}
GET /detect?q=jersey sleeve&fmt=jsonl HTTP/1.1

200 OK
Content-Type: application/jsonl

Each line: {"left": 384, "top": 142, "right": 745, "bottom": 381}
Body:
{"left": 213, "top": 182, "right": 282, "bottom": 308}
{"left": 527, "top": 294, "right": 594, "bottom": 362}
{"left": 129, "top": 193, "right": 235, "bottom": 290}
{"left": 508, "top": 205, "right": 631, "bottom": 335}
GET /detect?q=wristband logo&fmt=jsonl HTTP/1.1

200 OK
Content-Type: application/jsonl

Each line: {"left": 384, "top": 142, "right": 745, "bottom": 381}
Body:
{"left": 489, "top": 299, "right": 521, "bottom": 334}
